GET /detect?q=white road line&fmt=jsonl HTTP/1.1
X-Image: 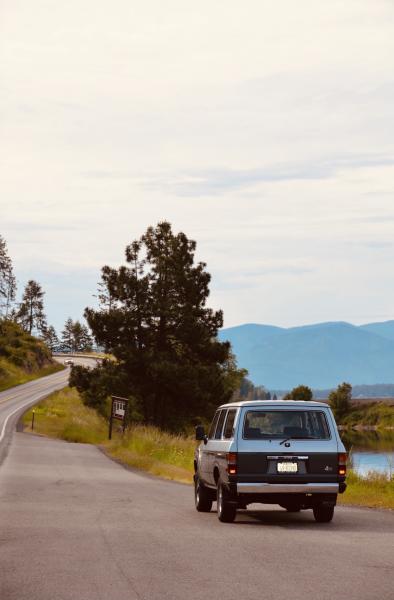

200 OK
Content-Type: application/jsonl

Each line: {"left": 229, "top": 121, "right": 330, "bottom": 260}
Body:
{"left": 0, "top": 375, "right": 69, "bottom": 444}
{"left": 0, "top": 397, "right": 41, "bottom": 443}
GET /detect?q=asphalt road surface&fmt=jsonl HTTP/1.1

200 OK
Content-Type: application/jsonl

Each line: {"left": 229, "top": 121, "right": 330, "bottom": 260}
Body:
{"left": 0, "top": 368, "right": 69, "bottom": 465}
{"left": 0, "top": 357, "right": 94, "bottom": 466}
{"left": 0, "top": 378, "right": 393, "bottom": 600}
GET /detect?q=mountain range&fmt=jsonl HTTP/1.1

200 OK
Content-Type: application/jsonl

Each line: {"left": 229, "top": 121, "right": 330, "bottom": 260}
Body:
{"left": 218, "top": 320, "right": 394, "bottom": 390}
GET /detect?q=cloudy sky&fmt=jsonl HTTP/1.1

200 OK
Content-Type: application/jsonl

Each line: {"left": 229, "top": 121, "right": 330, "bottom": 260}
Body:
{"left": 1, "top": 1, "right": 394, "bottom": 332}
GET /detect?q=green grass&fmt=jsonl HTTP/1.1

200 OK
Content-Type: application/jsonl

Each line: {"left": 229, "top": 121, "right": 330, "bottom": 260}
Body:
{"left": 338, "top": 470, "right": 394, "bottom": 510}
{"left": 23, "top": 388, "right": 108, "bottom": 444}
{"left": 22, "top": 388, "right": 394, "bottom": 507}
{"left": 0, "top": 359, "right": 64, "bottom": 392}
{"left": 23, "top": 388, "right": 195, "bottom": 482}
{"left": 0, "top": 320, "right": 63, "bottom": 391}
{"left": 108, "top": 426, "right": 195, "bottom": 483}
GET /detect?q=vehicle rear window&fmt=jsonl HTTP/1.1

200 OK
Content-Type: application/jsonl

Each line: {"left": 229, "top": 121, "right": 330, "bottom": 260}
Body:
{"left": 223, "top": 409, "right": 237, "bottom": 439}
{"left": 208, "top": 412, "right": 220, "bottom": 439}
{"left": 214, "top": 410, "right": 227, "bottom": 439}
{"left": 243, "top": 410, "right": 330, "bottom": 440}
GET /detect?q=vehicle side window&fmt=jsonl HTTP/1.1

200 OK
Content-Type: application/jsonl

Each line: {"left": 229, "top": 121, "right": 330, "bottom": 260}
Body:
{"left": 208, "top": 411, "right": 220, "bottom": 439}
{"left": 214, "top": 410, "right": 227, "bottom": 440}
{"left": 223, "top": 409, "right": 237, "bottom": 439}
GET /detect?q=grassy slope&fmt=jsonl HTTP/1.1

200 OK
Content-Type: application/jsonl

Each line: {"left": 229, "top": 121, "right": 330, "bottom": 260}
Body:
{"left": 23, "top": 388, "right": 394, "bottom": 508}
{"left": 0, "top": 320, "right": 64, "bottom": 391}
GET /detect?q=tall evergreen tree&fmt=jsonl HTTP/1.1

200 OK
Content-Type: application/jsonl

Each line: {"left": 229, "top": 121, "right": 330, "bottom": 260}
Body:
{"left": 42, "top": 325, "right": 60, "bottom": 352}
{"left": 0, "top": 235, "right": 17, "bottom": 318}
{"left": 61, "top": 318, "right": 75, "bottom": 352}
{"left": 61, "top": 318, "right": 93, "bottom": 352}
{"left": 72, "top": 222, "right": 243, "bottom": 429}
{"left": 18, "top": 280, "right": 46, "bottom": 334}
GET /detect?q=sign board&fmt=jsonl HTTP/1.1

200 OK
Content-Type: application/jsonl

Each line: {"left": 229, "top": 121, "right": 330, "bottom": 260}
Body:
{"left": 109, "top": 396, "right": 129, "bottom": 440}
{"left": 111, "top": 396, "right": 128, "bottom": 421}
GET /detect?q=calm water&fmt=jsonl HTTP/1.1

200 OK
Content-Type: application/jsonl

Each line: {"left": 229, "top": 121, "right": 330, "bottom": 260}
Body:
{"left": 340, "top": 431, "right": 394, "bottom": 478}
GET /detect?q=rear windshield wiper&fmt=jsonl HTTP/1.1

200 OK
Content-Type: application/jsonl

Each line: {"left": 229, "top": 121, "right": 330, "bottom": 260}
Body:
{"left": 279, "top": 435, "right": 319, "bottom": 445}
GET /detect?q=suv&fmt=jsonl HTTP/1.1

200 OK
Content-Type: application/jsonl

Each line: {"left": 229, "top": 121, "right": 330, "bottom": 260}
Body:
{"left": 194, "top": 400, "right": 347, "bottom": 523}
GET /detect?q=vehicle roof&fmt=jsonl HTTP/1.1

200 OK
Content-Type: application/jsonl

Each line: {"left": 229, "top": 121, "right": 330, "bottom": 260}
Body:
{"left": 218, "top": 400, "right": 330, "bottom": 409}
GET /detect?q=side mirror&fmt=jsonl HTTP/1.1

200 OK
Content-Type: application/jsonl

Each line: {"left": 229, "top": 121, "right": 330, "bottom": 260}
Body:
{"left": 195, "top": 425, "right": 206, "bottom": 441}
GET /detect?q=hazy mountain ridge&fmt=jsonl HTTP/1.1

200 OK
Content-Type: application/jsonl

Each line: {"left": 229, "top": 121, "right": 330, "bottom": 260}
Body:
{"left": 219, "top": 320, "right": 394, "bottom": 389}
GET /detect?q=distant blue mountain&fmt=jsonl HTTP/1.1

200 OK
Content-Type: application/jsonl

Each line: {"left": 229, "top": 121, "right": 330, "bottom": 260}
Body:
{"left": 219, "top": 321, "right": 394, "bottom": 389}
{"left": 359, "top": 320, "right": 394, "bottom": 342}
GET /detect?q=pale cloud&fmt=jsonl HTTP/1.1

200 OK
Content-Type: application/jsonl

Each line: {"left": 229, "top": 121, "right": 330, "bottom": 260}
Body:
{"left": 1, "top": 0, "right": 394, "bottom": 331}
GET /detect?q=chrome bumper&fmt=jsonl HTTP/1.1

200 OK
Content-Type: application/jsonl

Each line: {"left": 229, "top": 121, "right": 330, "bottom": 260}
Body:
{"left": 237, "top": 483, "right": 339, "bottom": 494}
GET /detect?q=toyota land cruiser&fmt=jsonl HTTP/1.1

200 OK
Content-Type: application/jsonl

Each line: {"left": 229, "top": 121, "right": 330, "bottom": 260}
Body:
{"left": 194, "top": 400, "right": 347, "bottom": 523}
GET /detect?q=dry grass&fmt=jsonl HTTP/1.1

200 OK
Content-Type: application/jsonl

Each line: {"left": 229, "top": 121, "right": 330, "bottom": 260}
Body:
{"left": 106, "top": 425, "right": 194, "bottom": 483}
{"left": 338, "top": 470, "right": 394, "bottom": 510}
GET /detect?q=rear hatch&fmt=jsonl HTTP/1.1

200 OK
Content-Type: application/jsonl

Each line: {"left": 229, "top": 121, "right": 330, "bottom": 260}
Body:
{"left": 236, "top": 406, "right": 340, "bottom": 483}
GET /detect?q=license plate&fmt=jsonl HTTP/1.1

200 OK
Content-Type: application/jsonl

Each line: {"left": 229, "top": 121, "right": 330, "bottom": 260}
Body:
{"left": 277, "top": 462, "right": 298, "bottom": 473}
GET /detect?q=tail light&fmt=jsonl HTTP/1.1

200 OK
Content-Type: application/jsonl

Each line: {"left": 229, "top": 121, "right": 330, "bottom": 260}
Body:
{"left": 226, "top": 452, "right": 237, "bottom": 475}
{"left": 338, "top": 453, "right": 347, "bottom": 476}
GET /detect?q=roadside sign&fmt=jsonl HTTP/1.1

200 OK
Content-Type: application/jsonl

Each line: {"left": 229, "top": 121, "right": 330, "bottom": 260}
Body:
{"left": 112, "top": 397, "right": 128, "bottom": 421}
{"left": 109, "top": 396, "right": 129, "bottom": 439}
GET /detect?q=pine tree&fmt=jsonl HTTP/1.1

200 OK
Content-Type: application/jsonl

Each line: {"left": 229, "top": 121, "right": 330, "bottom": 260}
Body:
{"left": 0, "top": 235, "right": 17, "bottom": 318}
{"left": 73, "top": 222, "right": 243, "bottom": 429}
{"left": 61, "top": 318, "right": 75, "bottom": 352}
{"left": 61, "top": 318, "right": 94, "bottom": 352}
{"left": 17, "top": 280, "right": 47, "bottom": 334}
{"left": 42, "top": 325, "right": 60, "bottom": 352}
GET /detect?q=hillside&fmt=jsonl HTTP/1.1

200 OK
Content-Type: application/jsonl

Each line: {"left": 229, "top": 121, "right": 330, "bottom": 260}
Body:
{"left": 0, "top": 320, "right": 63, "bottom": 391}
{"left": 219, "top": 320, "right": 394, "bottom": 389}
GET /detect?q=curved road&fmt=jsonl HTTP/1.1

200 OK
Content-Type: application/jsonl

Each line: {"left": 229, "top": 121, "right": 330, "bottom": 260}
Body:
{"left": 0, "top": 374, "right": 393, "bottom": 600}
{"left": 0, "top": 357, "right": 94, "bottom": 465}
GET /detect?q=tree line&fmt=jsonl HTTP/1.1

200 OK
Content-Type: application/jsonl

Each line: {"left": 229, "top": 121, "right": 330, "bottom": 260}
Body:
{"left": 235, "top": 379, "right": 352, "bottom": 421}
{"left": 0, "top": 234, "right": 93, "bottom": 352}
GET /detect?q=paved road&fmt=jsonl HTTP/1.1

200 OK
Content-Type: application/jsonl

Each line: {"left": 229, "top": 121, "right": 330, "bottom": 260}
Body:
{"left": 0, "top": 368, "right": 69, "bottom": 465}
{"left": 0, "top": 357, "right": 95, "bottom": 465}
{"left": 0, "top": 431, "right": 393, "bottom": 600}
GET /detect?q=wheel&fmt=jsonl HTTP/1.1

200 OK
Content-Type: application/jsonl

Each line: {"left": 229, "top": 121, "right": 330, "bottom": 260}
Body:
{"left": 217, "top": 479, "right": 237, "bottom": 523}
{"left": 313, "top": 505, "right": 335, "bottom": 523}
{"left": 280, "top": 503, "right": 301, "bottom": 513}
{"left": 194, "top": 476, "right": 213, "bottom": 512}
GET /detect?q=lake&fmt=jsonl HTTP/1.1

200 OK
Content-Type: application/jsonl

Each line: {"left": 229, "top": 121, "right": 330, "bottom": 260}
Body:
{"left": 340, "top": 430, "right": 394, "bottom": 478}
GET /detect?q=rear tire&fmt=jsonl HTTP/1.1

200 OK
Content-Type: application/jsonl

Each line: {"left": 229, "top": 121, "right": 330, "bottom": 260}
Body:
{"left": 217, "top": 479, "right": 237, "bottom": 523}
{"left": 313, "top": 505, "right": 334, "bottom": 523}
{"left": 194, "top": 476, "right": 212, "bottom": 512}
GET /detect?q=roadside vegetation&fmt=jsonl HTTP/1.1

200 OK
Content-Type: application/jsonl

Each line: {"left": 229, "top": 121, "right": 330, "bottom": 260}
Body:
{"left": 23, "top": 387, "right": 394, "bottom": 508}
{"left": 0, "top": 320, "right": 64, "bottom": 391}
{"left": 23, "top": 388, "right": 194, "bottom": 483}
{"left": 337, "top": 470, "right": 394, "bottom": 510}
{"left": 341, "top": 402, "right": 394, "bottom": 429}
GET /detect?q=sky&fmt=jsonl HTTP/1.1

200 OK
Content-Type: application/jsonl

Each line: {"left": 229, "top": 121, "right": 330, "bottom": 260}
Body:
{"left": 1, "top": 0, "right": 394, "bottom": 333}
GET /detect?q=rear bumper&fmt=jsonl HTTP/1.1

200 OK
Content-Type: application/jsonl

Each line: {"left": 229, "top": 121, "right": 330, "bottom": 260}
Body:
{"left": 237, "top": 482, "right": 339, "bottom": 494}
